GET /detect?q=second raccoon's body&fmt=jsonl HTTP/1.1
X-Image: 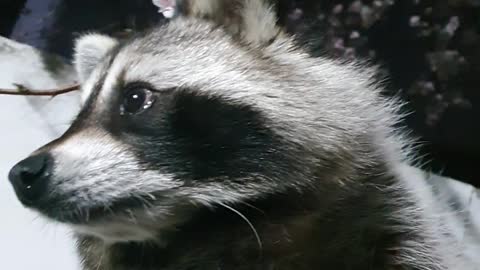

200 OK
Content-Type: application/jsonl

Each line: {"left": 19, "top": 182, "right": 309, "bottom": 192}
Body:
{"left": 8, "top": 1, "right": 474, "bottom": 269}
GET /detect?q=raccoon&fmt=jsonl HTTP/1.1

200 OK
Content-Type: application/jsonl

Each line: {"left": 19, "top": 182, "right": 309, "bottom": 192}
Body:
{"left": 8, "top": 0, "right": 474, "bottom": 269}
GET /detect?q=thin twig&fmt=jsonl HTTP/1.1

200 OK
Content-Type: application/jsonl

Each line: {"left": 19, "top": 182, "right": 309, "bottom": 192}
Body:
{"left": 0, "top": 83, "right": 80, "bottom": 97}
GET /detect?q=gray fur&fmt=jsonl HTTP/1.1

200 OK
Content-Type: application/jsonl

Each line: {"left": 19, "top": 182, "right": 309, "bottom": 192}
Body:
{"left": 9, "top": 0, "right": 475, "bottom": 269}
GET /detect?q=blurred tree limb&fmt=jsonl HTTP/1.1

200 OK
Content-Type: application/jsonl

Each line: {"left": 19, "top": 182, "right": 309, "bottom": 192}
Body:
{"left": 0, "top": 84, "right": 79, "bottom": 97}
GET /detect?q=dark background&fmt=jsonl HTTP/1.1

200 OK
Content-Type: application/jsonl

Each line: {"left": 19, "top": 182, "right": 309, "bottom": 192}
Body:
{"left": 1, "top": 0, "right": 479, "bottom": 186}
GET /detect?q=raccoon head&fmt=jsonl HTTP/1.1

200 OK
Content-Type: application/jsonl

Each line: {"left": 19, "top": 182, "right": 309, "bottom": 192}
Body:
{"left": 8, "top": 1, "right": 402, "bottom": 243}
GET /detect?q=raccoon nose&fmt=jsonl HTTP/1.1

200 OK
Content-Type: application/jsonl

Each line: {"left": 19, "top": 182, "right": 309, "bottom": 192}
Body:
{"left": 9, "top": 153, "right": 52, "bottom": 206}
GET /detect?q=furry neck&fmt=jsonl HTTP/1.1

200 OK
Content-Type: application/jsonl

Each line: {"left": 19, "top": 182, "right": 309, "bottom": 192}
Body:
{"left": 76, "top": 170, "right": 432, "bottom": 270}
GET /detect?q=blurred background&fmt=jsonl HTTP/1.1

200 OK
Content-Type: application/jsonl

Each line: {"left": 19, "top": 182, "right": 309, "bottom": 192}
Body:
{"left": 1, "top": 0, "right": 479, "bottom": 186}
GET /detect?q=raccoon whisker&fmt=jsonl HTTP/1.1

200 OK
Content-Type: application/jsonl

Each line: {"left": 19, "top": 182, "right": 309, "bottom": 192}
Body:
{"left": 238, "top": 201, "right": 265, "bottom": 215}
{"left": 96, "top": 246, "right": 106, "bottom": 270}
{"left": 80, "top": 207, "right": 87, "bottom": 222}
{"left": 146, "top": 193, "right": 157, "bottom": 201}
{"left": 85, "top": 207, "right": 91, "bottom": 223}
{"left": 75, "top": 206, "right": 84, "bottom": 222}
{"left": 126, "top": 209, "right": 139, "bottom": 225}
{"left": 142, "top": 197, "right": 155, "bottom": 208}
{"left": 103, "top": 204, "right": 115, "bottom": 217}
{"left": 217, "top": 202, "right": 263, "bottom": 253}
{"left": 134, "top": 194, "right": 154, "bottom": 209}
{"left": 144, "top": 208, "right": 156, "bottom": 219}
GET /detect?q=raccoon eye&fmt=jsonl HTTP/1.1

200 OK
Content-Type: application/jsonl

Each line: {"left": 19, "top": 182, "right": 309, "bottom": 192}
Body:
{"left": 121, "top": 88, "right": 155, "bottom": 115}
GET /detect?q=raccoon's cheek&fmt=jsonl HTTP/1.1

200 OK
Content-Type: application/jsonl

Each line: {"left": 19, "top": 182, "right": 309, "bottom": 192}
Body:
{"left": 50, "top": 151, "right": 174, "bottom": 199}
{"left": 48, "top": 155, "right": 182, "bottom": 210}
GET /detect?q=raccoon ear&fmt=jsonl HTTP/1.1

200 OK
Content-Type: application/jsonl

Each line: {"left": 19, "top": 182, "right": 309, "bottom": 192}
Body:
{"left": 155, "top": 0, "right": 281, "bottom": 47}
{"left": 74, "top": 33, "right": 119, "bottom": 83}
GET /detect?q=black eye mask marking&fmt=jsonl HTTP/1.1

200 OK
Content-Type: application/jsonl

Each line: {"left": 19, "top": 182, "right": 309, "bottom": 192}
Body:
{"left": 113, "top": 88, "right": 291, "bottom": 183}
{"left": 166, "top": 90, "right": 279, "bottom": 179}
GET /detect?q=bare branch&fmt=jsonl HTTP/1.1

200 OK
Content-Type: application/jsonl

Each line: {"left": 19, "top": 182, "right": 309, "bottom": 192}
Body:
{"left": 0, "top": 84, "right": 80, "bottom": 97}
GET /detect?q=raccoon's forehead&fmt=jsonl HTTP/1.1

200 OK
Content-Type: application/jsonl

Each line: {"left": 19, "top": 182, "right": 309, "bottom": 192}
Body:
{"left": 78, "top": 19, "right": 385, "bottom": 146}
{"left": 82, "top": 22, "right": 270, "bottom": 105}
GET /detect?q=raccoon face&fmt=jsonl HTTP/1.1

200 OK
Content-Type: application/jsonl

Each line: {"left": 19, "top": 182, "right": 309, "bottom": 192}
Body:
{"left": 8, "top": 5, "right": 397, "bottom": 242}
{"left": 8, "top": 20, "right": 303, "bottom": 243}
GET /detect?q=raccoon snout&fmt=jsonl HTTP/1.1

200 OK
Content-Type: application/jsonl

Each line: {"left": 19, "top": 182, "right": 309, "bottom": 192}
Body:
{"left": 9, "top": 153, "right": 53, "bottom": 207}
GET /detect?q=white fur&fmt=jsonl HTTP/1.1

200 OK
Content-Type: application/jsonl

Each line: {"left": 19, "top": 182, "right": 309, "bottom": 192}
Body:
{"left": 51, "top": 130, "right": 181, "bottom": 207}
{"left": 98, "top": 55, "right": 125, "bottom": 102}
{"left": 72, "top": 206, "right": 182, "bottom": 243}
{"left": 74, "top": 33, "right": 118, "bottom": 103}
{"left": 241, "top": 0, "right": 280, "bottom": 45}
{"left": 73, "top": 222, "right": 158, "bottom": 244}
{"left": 390, "top": 164, "right": 473, "bottom": 269}
{"left": 79, "top": 59, "right": 109, "bottom": 105}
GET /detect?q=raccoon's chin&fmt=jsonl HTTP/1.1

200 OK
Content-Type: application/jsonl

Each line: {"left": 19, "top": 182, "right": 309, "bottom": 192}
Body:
{"left": 36, "top": 202, "right": 177, "bottom": 242}
{"left": 42, "top": 200, "right": 185, "bottom": 244}
{"left": 72, "top": 221, "right": 161, "bottom": 244}
{"left": 67, "top": 207, "right": 182, "bottom": 244}
{"left": 33, "top": 191, "right": 164, "bottom": 224}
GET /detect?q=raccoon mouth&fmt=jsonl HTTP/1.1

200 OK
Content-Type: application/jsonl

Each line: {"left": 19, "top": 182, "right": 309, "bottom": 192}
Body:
{"left": 36, "top": 194, "right": 157, "bottom": 225}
